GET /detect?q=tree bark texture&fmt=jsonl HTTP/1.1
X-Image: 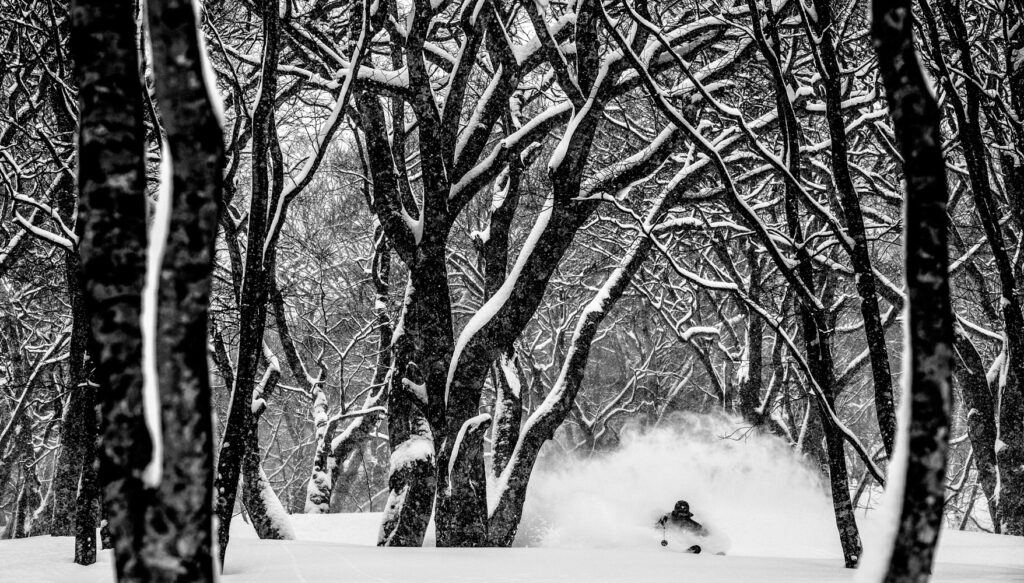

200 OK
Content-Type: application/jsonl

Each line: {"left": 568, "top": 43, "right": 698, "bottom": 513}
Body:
{"left": 70, "top": 0, "right": 153, "bottom": 579}
{"left": 874, "top": 1, "right": 955, "bottom": 580}
{"left": 144, "top": 0, "right": 224, "bottom": 578}
{"left": 213, "top": 0, "right": 281, "bottom": 564}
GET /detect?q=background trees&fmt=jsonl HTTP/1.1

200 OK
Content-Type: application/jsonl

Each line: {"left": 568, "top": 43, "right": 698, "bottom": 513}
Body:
{"left": 0, "top": 0, "right": 1019, "bottom": 573}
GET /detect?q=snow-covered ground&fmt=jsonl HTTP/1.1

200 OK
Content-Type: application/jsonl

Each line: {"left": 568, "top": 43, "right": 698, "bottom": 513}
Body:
{"left": 3, "top": 416, "right": 1022, "bottom": 582}
{"left": 1, "top": 514, "right": 1021, "bottom": 582}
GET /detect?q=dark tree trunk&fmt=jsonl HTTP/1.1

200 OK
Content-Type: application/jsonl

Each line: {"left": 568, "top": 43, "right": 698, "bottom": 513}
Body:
{"left": 74, "top": 388, "right": 100, "bottom": 565}
{"left": 820, "top": 387, "right": 862, "bottom": 569}
{"left": 357, "top": 86, "right": 452, "bottom": 547}
{"left": 488, "top": 230, "right": 655, "bottom": 546}
{"left": 437, "top": 109, "right": 602, "bottom": 549}
{"left": 241, "top": 369, "right": 293, "bottom": 540}
{"left": 479, "top": 143, "right": 525, "bottom": 480}
{"left": 491, "top": 354, "right": 523, "bottom": 479}
{"left": 738, "top": 250, "right": 764, "bottom": 425}
{"left": 747, "top": 1, "right": 860, "bottom": 564}
{"left": 70, "top": 0, "right": 152, "bottom": 579}
{"left": 213, "top": 0, "right": 281, "bottom": 564}
{"left": 444, "top": 414, "right": 491, "bottom": 546}
{"left": 807, "top": 0, "right": 897, "bottom": 457}
{"left": 873, "top": 1, "right": 954, "bottom": 580}
{"left": 51, "top": 184, "right": 92, "bottom": 537}
{"left": 143, "top": 0, "right": 224, "bottom": 578}
{"left": 952, "top": 329, "right": 1000, "bottom": 527}
{"left": 377, "top": 361, "right": 438, "bottom": 547}
{"left": 920, "top": 0, "right": 1024, "bottom": 535}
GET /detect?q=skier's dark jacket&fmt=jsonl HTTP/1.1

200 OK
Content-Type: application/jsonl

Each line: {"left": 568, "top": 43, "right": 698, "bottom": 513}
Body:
{"left": 657, "top": 501, "right": 709, "bottom": 536}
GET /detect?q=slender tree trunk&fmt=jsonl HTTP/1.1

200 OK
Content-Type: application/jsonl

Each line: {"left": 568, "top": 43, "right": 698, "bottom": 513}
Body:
{"left": 74, "top": 387, "right": 100, "bottom": 565}
{"left": 51, "top": 233, "right": 92, "bottom": 536}
{"left": 750, "top": 1, "right": 860, "bottom": 563}
{"left": 488, "top": 227, "right": 655, "bottom": 546}
{"left": 952, "top": 329, "right": 1000, "bottom": 528}
{"left": 739, "top": 251, "right": 764, "bottom": 424}
{"left": 873, "top": 1, "right": 954, "bottom": 580}
{"left": 479, "top": 148, "right": 525, "bottom": 480}
{"left": 305, "top": 227, "right": 390, "bottom": 514}
{"left": 807, "top": 0, "right": 897, "bottom": 456}
{"left": 213, "top": 0, "right": 281, "bottom": 564}
{"left": 241, "top": 368, "right": 294, "bottom": 539}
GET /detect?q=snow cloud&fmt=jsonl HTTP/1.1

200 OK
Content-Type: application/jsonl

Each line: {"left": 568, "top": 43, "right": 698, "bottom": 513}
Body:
{"left": 515, "top": 412, "right": 840, "bottom": 558}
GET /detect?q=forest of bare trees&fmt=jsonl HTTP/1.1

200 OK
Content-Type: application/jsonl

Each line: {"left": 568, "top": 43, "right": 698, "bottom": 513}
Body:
{"left": 0, "top": 0, "right": 1021, "bottom": 581}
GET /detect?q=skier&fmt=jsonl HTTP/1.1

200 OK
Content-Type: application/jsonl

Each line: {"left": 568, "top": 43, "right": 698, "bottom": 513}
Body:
{"left": 657, "top": 500, "right": 709, "bottom": 553}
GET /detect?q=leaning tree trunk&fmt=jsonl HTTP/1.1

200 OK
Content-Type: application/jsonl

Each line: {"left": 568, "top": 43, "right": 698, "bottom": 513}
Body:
{"left": 746, "top": 1, "right": 861, "bottom": 564}
{"left": 143, "top": 0, "right": 224, "bottom": 578}
{"left": 873, "top": 1, "right": 954, "bottom": 580}
{"left": 213, "top": 0, "right": 281, "bottom": 564}
{"left": 70, "top": 0, "right": 153, "bottom": 579}
{"left": 487, "top": 226, "right": 655, "bottom": 546}
{"left": 807, "top": 0, "right": 897, "bottom": 457}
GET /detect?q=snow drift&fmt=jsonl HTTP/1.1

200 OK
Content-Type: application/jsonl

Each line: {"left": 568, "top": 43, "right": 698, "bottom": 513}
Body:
{"left": 515, "top": 412, "right": 839, "bottom": 557}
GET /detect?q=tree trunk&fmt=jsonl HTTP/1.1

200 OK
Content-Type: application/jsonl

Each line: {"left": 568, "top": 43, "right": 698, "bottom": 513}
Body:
{"left": 750, "top": 1, "right": 860, "bottom": 562}
{"left": 807, "top": 0, "right": 897, "bottom": 456}
{"left": 213, "top": 0, "right": 282, "bottom": 564}
{"left": 377, "top": 360, "right": 438, "bottom": 547}
{"left": 51, "top": 209, "right": 91, "bottom": 537}
{"left": 491, "top": 354, "right": 523, "bottom": 478}
{"left": 70, "top": 0, "right": 153, "bottom": 579}
{"left": 488, "top": 227, "right": 655, "bottom": 546}
{"left": 952, "top": 329, "right": 1000, "bottom": 528}
{"left": 873, "top": 1, "right": 955, "bottom": 579}
{"left": 74, "top": 388, "right": 100, "bottom": 565}
{"left": 241, "top": 368, "right": 294, "bottom": 540}
{"left": 444, "top": 414, "right": 492, "bottom": 546}
{"left": 142, "top": 0, "right": 224, "bottom": 577}
{"left": 921, "top": 0, "right": 1024, "bottom": 535}
{"left": 357, "top": 87, "right": 453, "bottom": 547}
{"left": 305, "top": 227, "right": 390, "bottom": 514}
{"left": 738, "top": 251, "right": 764, "bottom": 425}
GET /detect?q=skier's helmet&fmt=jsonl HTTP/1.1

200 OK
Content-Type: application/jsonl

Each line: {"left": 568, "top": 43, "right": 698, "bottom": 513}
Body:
{"left": 674, "top": 500, "right": 690, "bottom": 514}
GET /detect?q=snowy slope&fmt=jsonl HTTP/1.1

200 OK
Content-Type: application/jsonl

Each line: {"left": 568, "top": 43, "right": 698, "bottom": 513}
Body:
{"left": 4, "top": 419, "right": 1022, "bottom": 582}
{"left": 1, "top": 513, "right": 1021, "bottom": 583}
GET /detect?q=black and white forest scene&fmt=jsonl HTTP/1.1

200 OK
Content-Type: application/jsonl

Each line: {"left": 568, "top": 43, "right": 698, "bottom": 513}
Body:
{"left": 0, "top": 0, "right": 1023, "bottom": 581}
